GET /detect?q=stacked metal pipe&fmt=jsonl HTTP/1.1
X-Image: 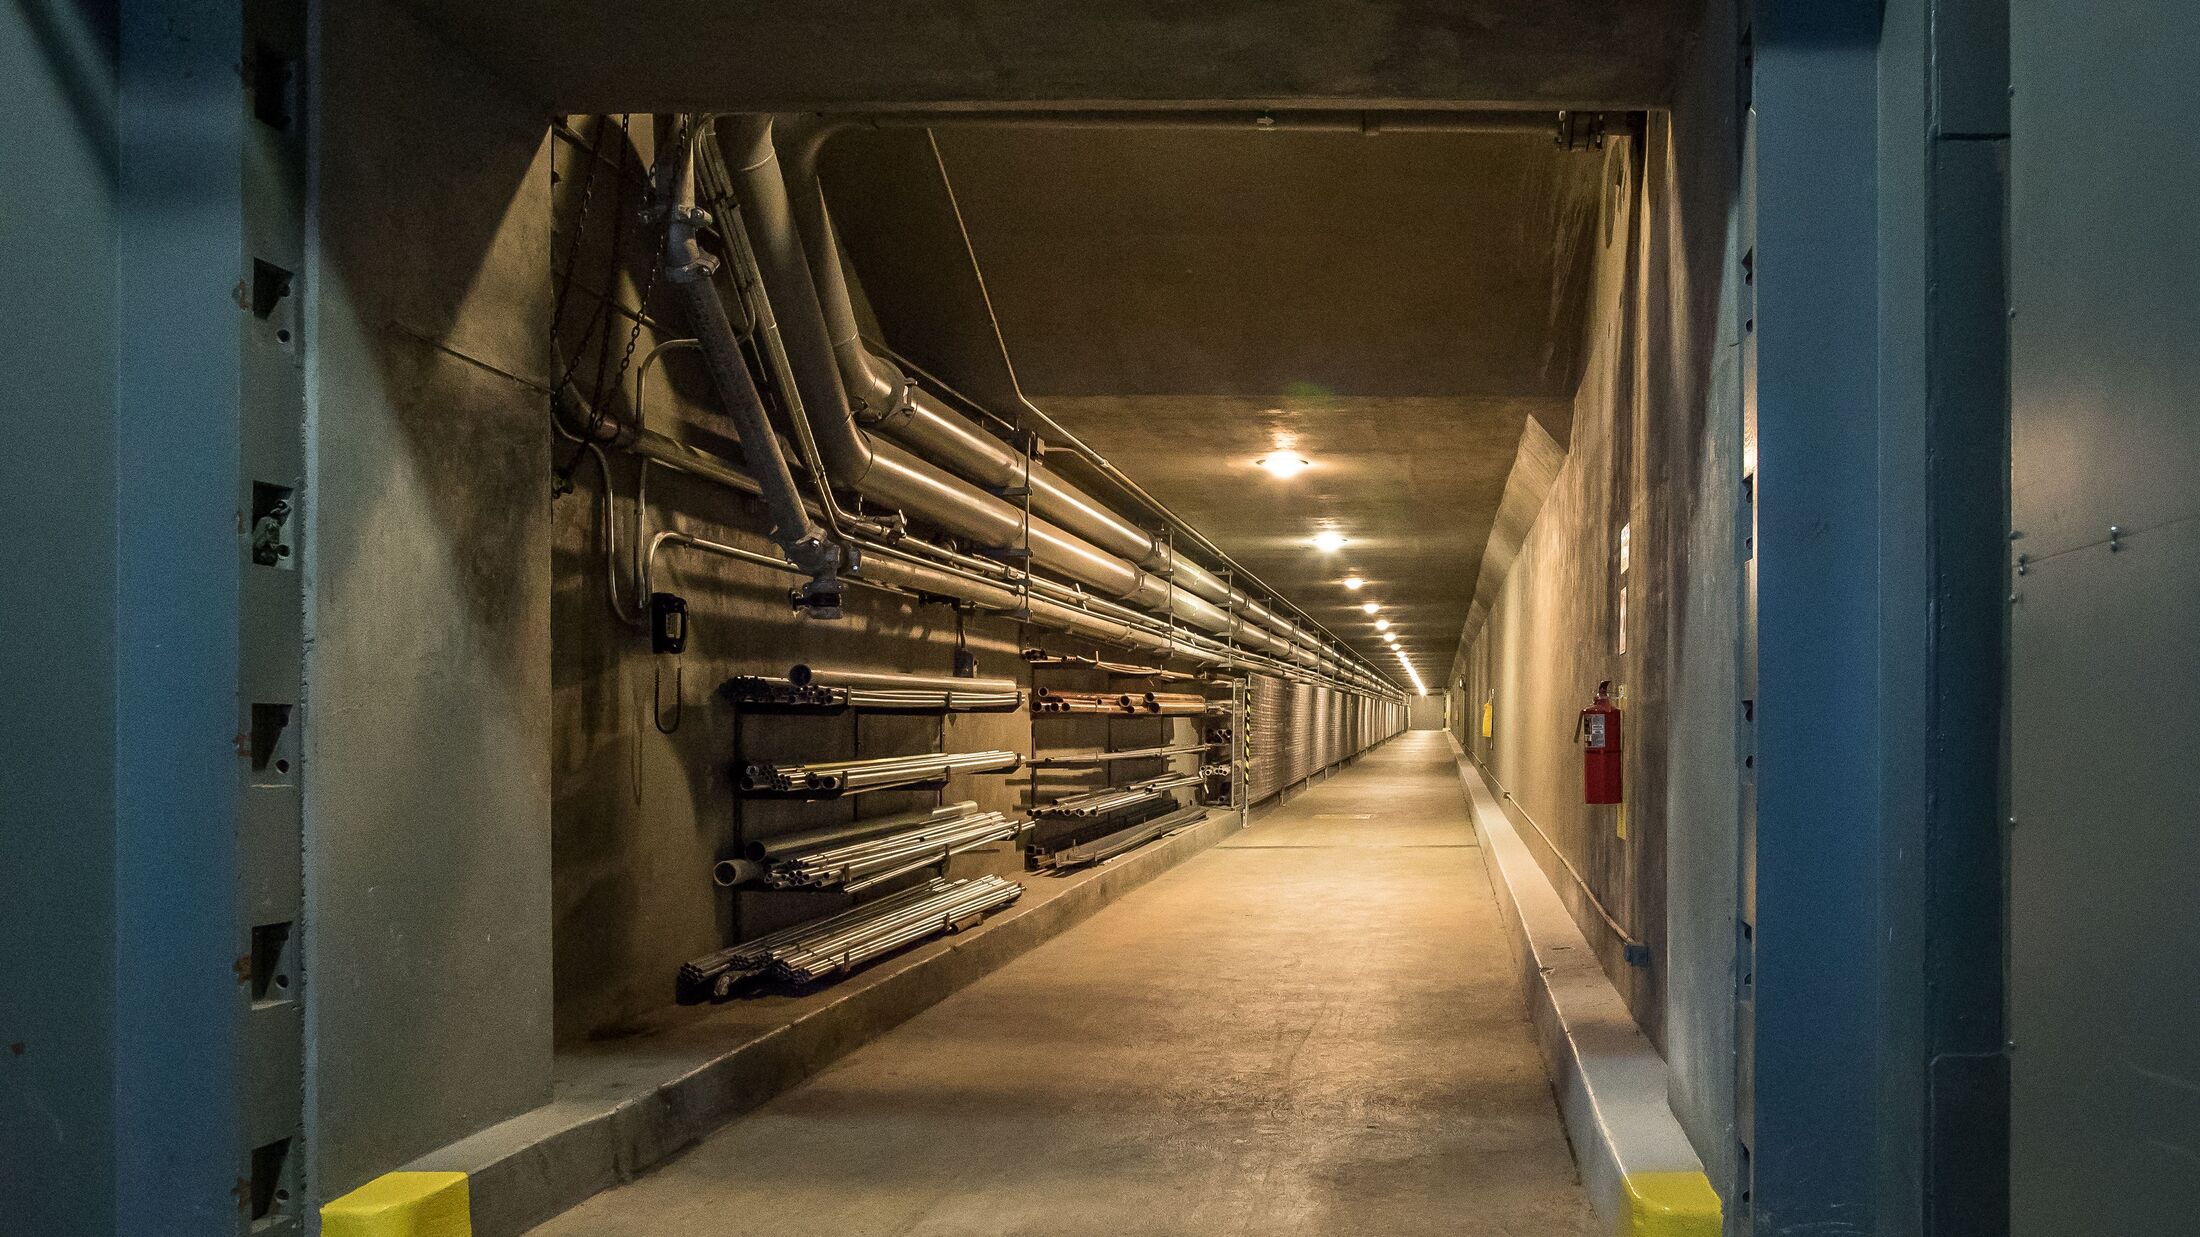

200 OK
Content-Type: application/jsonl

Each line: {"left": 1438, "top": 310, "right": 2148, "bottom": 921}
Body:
{"left": 1030, "top": 688, "right": 1130, "bottom": 715}
{"left": 783, "top": 664, "right": 1024, "bottom": 712}
{"left": 1027, "top": 743, "right": 1213, "bottom": 767}
{"left": 714, "top": 805, "right": 1020, "bottom": 893}
{"left": 1019, "top": 649, "right": 1200, "bottom": 682}
{"left": 1127, "top": 691, "right": 1210, "bottom": 715}
{"left": 1033, "top": 772, "right": 1204, "bottom": 819}
{"left": 739, "top": 749, "right": 1020, "bottom": 794}
{"left": 1031, "top": 687, "right": 1214, "bottom": 716}
{"left": 678, "top": 875, "right": 1022, "bottom": 1000}
{"left": 1040, "top": 806, "right": 1208, "bottom": 870}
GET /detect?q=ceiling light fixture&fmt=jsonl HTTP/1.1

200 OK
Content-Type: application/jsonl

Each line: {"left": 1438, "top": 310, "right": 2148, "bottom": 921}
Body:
{"left": 1374, "top": 619, "right": 1391, "bottom": 631}
{"left": 1256, "top": 453, "right": 1311, "bottom": 479}
{"left": 1341, "top": 576, "right": 1366, "bottom": 591}
{"left": 1360, "top": 602, "right": 1380, "bottom": 614}
{"left": 1311, "top": 531, "right": 1347, "bottom": 553}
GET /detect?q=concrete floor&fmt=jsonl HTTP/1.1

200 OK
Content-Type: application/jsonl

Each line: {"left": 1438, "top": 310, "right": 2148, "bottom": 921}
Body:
{"left": 531, "top": 731, "right": 1592, "bottom": 1236}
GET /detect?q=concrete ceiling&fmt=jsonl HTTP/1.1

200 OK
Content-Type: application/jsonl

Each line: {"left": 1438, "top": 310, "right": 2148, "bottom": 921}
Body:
{"left": 826, "top": 126, "right": 1605, "bottom": 678}
{"left": 396, "top": 1, "right": 1687, "bottom": 114}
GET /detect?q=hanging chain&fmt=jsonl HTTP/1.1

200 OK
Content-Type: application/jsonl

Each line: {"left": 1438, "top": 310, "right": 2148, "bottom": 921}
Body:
{"left": 600, "top": 115, "right": 687, "bottom": 426}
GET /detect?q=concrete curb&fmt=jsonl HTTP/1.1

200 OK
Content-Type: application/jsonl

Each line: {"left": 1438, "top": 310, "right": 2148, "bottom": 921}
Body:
{"left": 404, "top": 808, "right": 1244, "bottom": 1237}
{"left": 1446, "top": 734, "right": 1723, "bottom": 1237}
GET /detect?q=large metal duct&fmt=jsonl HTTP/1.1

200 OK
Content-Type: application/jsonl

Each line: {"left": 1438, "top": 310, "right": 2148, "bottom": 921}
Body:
{"left": 769, "top": 115, "right": 1335, "bottom": 668}
{"left": 721, "top": 115, "right": 1356, "bottom": 678}
{"left": 664, "top": 135, "right": 845, "bottom": 611}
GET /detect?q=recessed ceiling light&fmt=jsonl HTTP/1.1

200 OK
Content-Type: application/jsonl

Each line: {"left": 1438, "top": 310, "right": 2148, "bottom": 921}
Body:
{"left": 1341, "top": 576, "right": 1366, "bottom": 591}
{"left": 1360, "top": 602, "right": 1380, "bottom": 614}
{"left": 1311, "top": 530, "right": 1347, "bottom": 553}
{"left": 1374, "top": 619, "right": 1391, "bottom": 631}
{"left": 1256, "top": 453, "right": 1311, "bottom": 478}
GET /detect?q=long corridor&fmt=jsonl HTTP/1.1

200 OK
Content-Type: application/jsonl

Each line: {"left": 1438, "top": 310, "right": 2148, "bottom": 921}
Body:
{"left": 534, "top": 732, "right": 1593, "bottom": 1236}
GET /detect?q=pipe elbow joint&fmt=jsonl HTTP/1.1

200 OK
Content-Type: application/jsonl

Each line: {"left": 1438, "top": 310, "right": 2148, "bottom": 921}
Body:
{"left": 841, "top": 344, "right": 915, "bottom": 428}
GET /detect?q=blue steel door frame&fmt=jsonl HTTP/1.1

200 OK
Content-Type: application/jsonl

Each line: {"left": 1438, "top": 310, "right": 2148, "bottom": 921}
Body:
{"left": 1746, "top": 1, "right": 2010, "bottom": 1234}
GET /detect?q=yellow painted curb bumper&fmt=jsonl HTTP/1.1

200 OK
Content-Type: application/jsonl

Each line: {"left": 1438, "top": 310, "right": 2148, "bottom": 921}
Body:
{"left": 1625, "top": 1170, "right": 1722, "bottom": 1237}
{"left": 322, "top": 1171, "right": 470, "bottom": 1237}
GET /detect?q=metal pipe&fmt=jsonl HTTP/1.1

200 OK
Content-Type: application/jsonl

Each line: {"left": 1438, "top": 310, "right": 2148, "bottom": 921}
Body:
{"left": 744, "top": 802, "right": 980, "bottom": 863}
{"left": 679, "top": 876, "right": 1021, "bottom": 999}
{"left": 559, "top": 343, "right": 1397, "bottom": 697}
{"left": 1042, "top": 805, "right": 1207, "bottom": 870}
{"left": 740, "top": 749, "right": 1021, "bottom": 794}
{"left": 767, "top": 114, "right": 1372, "bottom": 676}
{"left": 724, "top": 116, "right": 1294, "bottom": 634}
{"left": 788, "top": 664, "right": 1020, "bottom": 698}
{"left": 664, "top": 127, "right": 845, "bottom": 611}
{"left": 1027, "top": 744, "right": 1211, "bottom": 766}
{"left": 720, "top": 806, "right": 1020, "bottom": 891}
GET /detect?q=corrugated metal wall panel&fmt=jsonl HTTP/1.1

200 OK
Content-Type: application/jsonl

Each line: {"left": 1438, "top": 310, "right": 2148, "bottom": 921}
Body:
{"left": 1241, "top": 676, "right": 1405, "bottom": 807}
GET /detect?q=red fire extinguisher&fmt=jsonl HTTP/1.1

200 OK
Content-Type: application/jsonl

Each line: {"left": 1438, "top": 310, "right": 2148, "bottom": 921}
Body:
{"left": 1578, "top": 681, "right": 1623, "bottom": 805}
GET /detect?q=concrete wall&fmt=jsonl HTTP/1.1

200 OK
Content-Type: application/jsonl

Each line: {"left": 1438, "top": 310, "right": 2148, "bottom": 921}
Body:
{"left": 1448, "top": 0, "right": 1742, "bottom": 1196}
{"left": 1406, "top": 694, "right": 1447, "bottom": 730}
{"left": 304, "top": 0, "right": 555, "bottom": 1200}
{"left": 0, "top": 5, "right": 118, "bottom": 1232}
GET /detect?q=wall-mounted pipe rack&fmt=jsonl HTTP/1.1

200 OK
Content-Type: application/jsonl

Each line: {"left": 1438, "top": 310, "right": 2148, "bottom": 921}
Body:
{"left": 678, "top": 875, "right": 1022, "bottom": 1000}
{"left": 739, "top": 749, "right": 1021, "bottom": 795}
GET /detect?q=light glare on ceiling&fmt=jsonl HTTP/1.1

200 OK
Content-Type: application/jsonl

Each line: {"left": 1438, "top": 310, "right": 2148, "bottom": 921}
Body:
{"left": 1374, "top": 619, "right": 1391, "bottom": 631}
{"left": 1360, "top": 602, "right": 1379, "bottom": 614}
{"left": 1341, "top": 576, "right": 1366, "bottom": 591}
{"left": 1256, "top": 453, "right": 1311, "bottom": 478}
{"left": 1311, "top": 531, "right": 1347, "bottom": 553}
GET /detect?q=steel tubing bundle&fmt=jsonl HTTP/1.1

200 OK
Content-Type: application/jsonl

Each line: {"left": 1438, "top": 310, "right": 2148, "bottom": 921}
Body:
{"left": 739, "top": 749, "right": 1020, "bottom": 794}
{"left": 1031, "top": 687, "right": 1211, "bottom": 716}
{"left": 715, "top": 805, "right": 1020, "bottom": 893}
{"left": 787, "top": 664, "right": 1020, "bottom": 698}
{"left": 744, "top": 802, "right": 976, "bottom": 863}
{"left": 721, "top": 674, "right": 1021, "bottom": 712}
{"left": 1040, "top": 806, "right": 1209, "bottom": 870}
{"left": 773, "top": 876, "right": 1023, "bottom": 984}
{"left": 1027, "top": 743, "right": 1211, "bottom": 767}
{"left": 678, "top": 876, "right": 1022, "bottom": 999}
{"left": 1033, "top": 773, "right": 1204, "bottom": 819}
{"left": 1019, "top": 649, "right": 1200, "bottom": 681}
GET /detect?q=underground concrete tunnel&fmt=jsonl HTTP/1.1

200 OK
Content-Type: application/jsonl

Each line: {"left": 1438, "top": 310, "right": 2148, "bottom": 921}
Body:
{"left": 9, "top": 2, "right": 2200, "bottom": 1236}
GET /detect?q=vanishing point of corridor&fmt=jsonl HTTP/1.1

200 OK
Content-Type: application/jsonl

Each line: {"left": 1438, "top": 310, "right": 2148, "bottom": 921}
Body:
{"left": 534, "top": 732, "right": 1591, "bottom": 1236}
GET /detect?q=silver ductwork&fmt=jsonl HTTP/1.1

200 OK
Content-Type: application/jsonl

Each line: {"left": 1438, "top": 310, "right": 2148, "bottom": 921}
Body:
{"left": 560, "top": 117, "right": 1393, "bottom": 697}
{"left": 744, "top": 114, "right": 1355, "bottom": 676}
{"left": 663, "top": 131, "right": 845, "bottom": 613}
